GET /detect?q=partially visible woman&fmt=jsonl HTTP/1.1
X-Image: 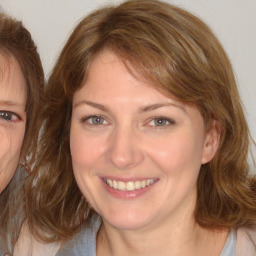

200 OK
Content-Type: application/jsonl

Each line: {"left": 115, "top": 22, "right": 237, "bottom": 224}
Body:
{"left": 15, "top": 0, "right": 256, "bottom": 255}
{"left": 0, "top": 12, "right": 44, "bottom": 255}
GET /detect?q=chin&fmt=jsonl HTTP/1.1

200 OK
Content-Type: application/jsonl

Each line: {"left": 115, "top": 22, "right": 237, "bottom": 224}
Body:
{"left": 102, "top": 210, "right": 154, "bottom": 231}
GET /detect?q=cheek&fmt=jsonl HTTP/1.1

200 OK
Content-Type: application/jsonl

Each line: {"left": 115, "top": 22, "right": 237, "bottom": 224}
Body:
{"left": 147, "top": 130, "right": 204, "bottom": 174}
{"left": 0, "top": 126, "right": 25, "bottom": 192}
{"left": 70, "top": 127, "right": 103, "bottom": 172}
{"left": 0, "top": 127, "right": 10, "bottom": 159}
{"left": 0, "top": 127, "right": 24, "bottom": 158}
{"left": 70, "top": 127, "right": 104, "bottom": 206}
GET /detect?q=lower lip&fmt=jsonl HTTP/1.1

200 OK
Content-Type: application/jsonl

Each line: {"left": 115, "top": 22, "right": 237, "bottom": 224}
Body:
{"left": 102, "top": 180, "right": 158, "bottom": 199}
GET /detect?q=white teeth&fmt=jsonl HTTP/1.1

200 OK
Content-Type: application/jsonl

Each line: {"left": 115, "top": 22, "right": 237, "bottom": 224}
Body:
{"left": 135, "top": 181, "right": 142, "bottom": 189}
{"left": 113, "top": 180, "right": 118, "bottom": 189}
{"left": 117, "top": 181, "right": 126, "bottom": 191}
{"left": 126, "top": 181, "right": 134, "bottom": 191}
{"left": 105, "top": 178, "right": 155, "bottom": 191}
{"left": 106, "top": 179, "right": 112, "bottom": 187}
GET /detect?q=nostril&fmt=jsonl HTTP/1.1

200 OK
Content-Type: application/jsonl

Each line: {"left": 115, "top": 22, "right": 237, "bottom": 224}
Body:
{"left": 106, "top": 127, "right": 144, "bottom": 170}
{"left": 107, "top": 144, "right": 143, "bottom": 170}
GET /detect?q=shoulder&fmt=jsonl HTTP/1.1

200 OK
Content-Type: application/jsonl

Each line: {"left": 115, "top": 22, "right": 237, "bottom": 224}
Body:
{"left": 13, "top": 222, "right": 60, "bottom": 256}
{"left": 56, "top": 215, "right": 101, "bottom": 256}
{"left": 236, "top": 226, "right": 256, "bottom": 256}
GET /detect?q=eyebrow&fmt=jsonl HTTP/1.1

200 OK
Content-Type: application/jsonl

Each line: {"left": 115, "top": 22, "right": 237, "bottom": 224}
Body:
{"left": 138, "top": 103, "right": 186, "bottom": 113}
{"left": 73, "top": 100, "right": 187, "bottom": 114}
{"left": 73, "top": 100, "right": 109, "bottom": 111}
{"left": 0, "top": 100, "right": 25, "bottom": 107}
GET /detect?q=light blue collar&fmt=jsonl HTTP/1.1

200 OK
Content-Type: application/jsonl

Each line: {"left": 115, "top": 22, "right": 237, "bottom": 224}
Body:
{"left": 220, "top": 229, "right": 237, "bottom": 256}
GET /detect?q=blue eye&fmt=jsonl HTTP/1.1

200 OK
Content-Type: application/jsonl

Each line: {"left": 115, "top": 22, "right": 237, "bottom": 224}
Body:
{"left": 149, "top": 117, "right": 174, "bottom": 127}
{"left": 84, "top": 115, "right": 107, "bottom": 125}
{"left": 0, "top": 111, "right": 19, "bottom": 122}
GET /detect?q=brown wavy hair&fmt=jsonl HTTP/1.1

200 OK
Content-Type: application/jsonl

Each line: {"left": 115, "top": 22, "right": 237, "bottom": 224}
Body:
{"left": 0, "top": 12, "right": 44, "bottom": 253}
{"left": 25, "top": 0, "right": 256, "bottom": 242}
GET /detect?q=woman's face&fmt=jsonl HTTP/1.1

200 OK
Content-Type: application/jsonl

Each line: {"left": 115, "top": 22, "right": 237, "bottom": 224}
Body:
{"left": 70, "top": 49, "right": 219, "bottom": 231}
{"left": 0, "top": 55, "right": 26, "bottom": 193}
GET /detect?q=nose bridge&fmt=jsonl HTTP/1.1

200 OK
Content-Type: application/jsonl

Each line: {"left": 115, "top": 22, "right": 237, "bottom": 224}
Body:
{"left": 107, "top": 122, "right": 143, "bottom": 170}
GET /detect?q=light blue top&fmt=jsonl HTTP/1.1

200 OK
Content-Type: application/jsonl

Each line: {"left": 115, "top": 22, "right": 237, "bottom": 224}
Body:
{"left": 220, "top": 229, "right": 237, "bottom": 256}
{"left": 56, "top": 215, "right": 237, "bottom": 256}
{"left": 56, "top": 216, "right": 100, "bottom": 256}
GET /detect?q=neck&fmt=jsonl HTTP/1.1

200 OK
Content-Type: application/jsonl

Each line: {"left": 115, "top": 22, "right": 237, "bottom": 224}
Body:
{"left": 97, "top": 210, "right": 228, "bottom": 256}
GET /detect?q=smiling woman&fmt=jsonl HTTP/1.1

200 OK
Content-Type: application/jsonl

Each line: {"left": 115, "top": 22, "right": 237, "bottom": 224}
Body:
{"left": 0, "top": 12, "right": 44, "bottom": 255}
{"left": 15, "top": 0, "right": 256, "bottom": 255}
{"left": 70, "top": 49, "right": 218, "bottom": 232}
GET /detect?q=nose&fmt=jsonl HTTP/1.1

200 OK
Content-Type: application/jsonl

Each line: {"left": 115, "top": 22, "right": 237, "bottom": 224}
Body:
{"left": 106, "top": 125, "right": 144, "bottom": 170}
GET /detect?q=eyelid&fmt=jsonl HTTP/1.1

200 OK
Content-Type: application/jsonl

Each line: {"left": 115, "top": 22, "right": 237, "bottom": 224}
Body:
{"left": 80, "top": 115, "right": 109, "bottom": 125}
{"left": 0, "top": 110, "right": 21, "bottom": 122}
{"left": 148, "top": 116, "right": 176, "bottom": 127}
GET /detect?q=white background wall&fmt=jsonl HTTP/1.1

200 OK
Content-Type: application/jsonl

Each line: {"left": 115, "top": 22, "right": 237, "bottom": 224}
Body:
{"left": 0, "top": 0, "right": 255, "bottom": 142}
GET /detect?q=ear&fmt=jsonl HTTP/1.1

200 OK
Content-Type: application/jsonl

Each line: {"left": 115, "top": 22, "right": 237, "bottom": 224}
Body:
{"left": 201, "top": 120, "right": 221, "bottom": 164}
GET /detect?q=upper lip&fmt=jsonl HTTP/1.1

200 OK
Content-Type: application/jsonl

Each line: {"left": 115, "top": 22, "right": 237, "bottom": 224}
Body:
{"left": 101, "top": 176, "right": 159, "bottom": 182}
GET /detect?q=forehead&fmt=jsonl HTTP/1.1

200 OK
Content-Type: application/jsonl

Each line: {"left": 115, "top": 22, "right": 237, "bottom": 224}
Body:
{"left": 77, "top": 50, "right": 190, "bottom": 109}
{"left": 0, "top": 53, "right": 27, "bottom": 104}
{"left": 83, "top": 49, "right": 180, "bottom": 100}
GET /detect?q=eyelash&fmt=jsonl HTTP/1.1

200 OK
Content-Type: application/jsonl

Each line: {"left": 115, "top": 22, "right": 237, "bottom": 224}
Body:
{"left": 0, "top": 111, "right": 21, "bottom": 122}
{"left": 80, "top": 115, "right": 175, "bottom": 128}
{"left": 148, "top": 117, "right": 175, "bottom": 128}
{"left": 81, "top": 115, "right": 108, "bottom": 126}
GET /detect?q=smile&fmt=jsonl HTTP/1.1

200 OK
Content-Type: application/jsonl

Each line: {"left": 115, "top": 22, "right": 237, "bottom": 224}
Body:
{"left": 103, "top": 178, "right": 156, "bottom": 192}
